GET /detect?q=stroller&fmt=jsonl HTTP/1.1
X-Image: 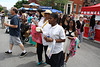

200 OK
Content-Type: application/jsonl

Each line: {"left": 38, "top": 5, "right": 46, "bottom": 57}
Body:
{"left": 20, "top": 23, "right": 30, "bottom": 44}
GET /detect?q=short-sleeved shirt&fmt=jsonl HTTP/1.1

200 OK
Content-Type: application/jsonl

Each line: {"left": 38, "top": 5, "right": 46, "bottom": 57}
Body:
{"left": 28, "top": 16, "right": 33, "bottom": 23}
{"left": 9, "top": 15, "right": 20, "bottom": 37}
{"left": 48, "top": 24, "right": 65, "bottom": 54}
{"left": 38, "top": 17, "right": 51, "bottom": 46}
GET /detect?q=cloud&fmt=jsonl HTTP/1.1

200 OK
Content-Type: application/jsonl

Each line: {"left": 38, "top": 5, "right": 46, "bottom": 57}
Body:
{"left": 0, "top": 0, "right": 18, "bottom": 10}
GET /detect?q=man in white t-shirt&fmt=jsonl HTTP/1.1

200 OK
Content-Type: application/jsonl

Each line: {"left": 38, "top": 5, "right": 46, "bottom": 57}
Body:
{"left": 44, "top": 13, "right": 65, "bottom": 67}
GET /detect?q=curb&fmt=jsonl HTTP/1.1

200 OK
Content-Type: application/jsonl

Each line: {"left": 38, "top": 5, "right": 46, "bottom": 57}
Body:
{"left": 83, "top": 37, "right": 100, "bottom": 44}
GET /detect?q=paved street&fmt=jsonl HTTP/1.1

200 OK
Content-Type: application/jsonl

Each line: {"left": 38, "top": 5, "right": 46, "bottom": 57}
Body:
{"left": 0, "top": 21, "right": 100, "bottom": 67}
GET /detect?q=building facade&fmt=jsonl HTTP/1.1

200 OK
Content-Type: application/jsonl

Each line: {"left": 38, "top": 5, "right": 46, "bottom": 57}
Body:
{"left": 65, "top": 0, "right": 84, "bottom": 14}
{"left": 83, "top": 0, "right": 100, "bottom": 7}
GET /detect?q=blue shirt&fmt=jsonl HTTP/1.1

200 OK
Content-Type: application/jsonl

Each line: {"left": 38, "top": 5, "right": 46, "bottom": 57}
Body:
{"left": 9, "top": 15, "right": 20, "bottom": 37}
{"left": 28, "top": 16, "right": 33, "bottom": 23}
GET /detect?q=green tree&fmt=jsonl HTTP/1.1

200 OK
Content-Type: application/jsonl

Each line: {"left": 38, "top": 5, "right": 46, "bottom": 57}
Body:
{"left": 0, "top": 7, "right": 3, "bottom": 12}
{"left": 4, "top": 10, "right": 8, "bottom": 16}
{"left": 37, "top": 0, "right": 68, "bottom": 12}
{"left": 14, "top": 0, "right": 29, "bottom": 9}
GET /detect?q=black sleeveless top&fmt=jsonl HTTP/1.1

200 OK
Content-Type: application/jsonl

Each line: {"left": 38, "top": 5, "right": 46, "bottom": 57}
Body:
{"left": 66, "top": 31, "right": 75, "bottom": 37}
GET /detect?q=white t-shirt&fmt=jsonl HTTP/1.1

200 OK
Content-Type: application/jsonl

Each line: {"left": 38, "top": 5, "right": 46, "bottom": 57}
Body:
{"left": 47, "top": 24, "right": 65, "bottom": 54}
{"left": 38, "top": 17, "right": 51, "bottom": 46}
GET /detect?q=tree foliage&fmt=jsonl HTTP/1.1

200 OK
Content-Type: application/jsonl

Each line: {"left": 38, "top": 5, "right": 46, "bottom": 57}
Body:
{"left": 4, "top": 10, "right": 9, "bottom": 16}
{"left": 0, "top": 7, "right": 3, "bottom": 12}
{"left": 14, "top": 0, "right": 29, "bottom": 9}
{"left": 37, "top": 0, "right": 68, "bottom": 12}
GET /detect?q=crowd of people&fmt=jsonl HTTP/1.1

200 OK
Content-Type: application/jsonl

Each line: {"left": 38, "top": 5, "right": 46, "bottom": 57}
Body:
{"left": 0, "top": 7, "right": 98, "bottom": 67}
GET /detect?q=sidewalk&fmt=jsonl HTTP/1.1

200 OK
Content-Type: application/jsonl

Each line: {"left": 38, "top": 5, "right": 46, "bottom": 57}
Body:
{"left": 83, "top": 37, "right": 100, "bottom": 44}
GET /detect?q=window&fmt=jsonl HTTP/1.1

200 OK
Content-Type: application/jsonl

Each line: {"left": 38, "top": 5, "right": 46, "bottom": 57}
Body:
{"left": 67, "top": 4, "right": 71, "bottom": 14}
{"left": 73, "top": 4, "right": 76, "bottom": 13}
{"left": 79, "top": 5, "right": 82, "bottom": 14}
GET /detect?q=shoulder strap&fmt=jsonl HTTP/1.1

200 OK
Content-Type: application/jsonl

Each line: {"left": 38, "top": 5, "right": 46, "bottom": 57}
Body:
{"left": 42, "top": 20, "right": 48, "bottom": 28}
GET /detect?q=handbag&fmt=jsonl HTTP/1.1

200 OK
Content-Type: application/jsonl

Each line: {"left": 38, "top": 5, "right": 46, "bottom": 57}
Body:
{"left": 77, "top": 29, "right": 81, "bottom": 35}
{"left": 31, "top": 25, "right": 42, "bottom": 44}
{"left": 31, "top": 20, "right": 48, "bottom": 44}
{"left": 77, "top": 22, "right": 82, "bottom": 35}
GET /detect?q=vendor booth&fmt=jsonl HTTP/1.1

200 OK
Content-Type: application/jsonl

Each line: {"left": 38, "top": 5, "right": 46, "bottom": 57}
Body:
{"left": 81, "top": 3, "right": 100, "bottom": 15}
{"left": 19, "top": 2, "right": 40, "bottom": 11}
{"left": 19, "top": 7, "right": 37, "bottom": 11}
{"left": 19, "top": 2, "right": 63, "bottom": 13}
{"left": 39, "top": 6, "right": 52, "bottom": 11}
{"left": 51, "top": 9, "right": 62, "bottom": 13}
{"left": 81, "top": 3, "right": 100, "bottom": 42}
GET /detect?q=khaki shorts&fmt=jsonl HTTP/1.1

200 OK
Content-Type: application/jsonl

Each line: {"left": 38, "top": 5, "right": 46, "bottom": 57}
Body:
{"left": 10, "top": 35, "right": 22, "bottom": 45}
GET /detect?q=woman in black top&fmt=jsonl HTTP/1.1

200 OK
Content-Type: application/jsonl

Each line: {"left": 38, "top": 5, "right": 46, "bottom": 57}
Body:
{"left": 90, "top": 15, "right": 95, "bottom": 29}
{"left": 62, "top": 15, "right": 70, "bottom": 30}
{"left": 88, "top": 14, "right": 96, "bottom": 40}
{"left": 76, "top": 15, "right": 85, "bottom": 48}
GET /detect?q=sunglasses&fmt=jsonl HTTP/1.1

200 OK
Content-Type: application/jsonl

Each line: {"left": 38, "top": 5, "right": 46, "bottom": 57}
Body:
{"left": 80, "top": 17, "right": 83, "bottom": 18}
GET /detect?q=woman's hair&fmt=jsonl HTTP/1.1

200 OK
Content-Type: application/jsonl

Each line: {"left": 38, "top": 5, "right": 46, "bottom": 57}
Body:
{"left": 67, "top": 19, "right": 76, "bottom": 32}
{"left": 62, "top": 14, "right": 68, "bottom": 22}
{"left": 21, "top": 9, "right": 26, "bottom": 13}
{"left": 38, "top": 12, "right": 43, "bottom": 21}
{"left": 91, "top": 14, "right": 95, "bottom": 19}
{"left": 50, "top": 13, "right": 58, "bottom": 22}
{"left": 90, "top": 14, "right": 96, "bottom": 29}
{"left": 29, "top": 13, "right": 32, "bottom": 16}
{"left": 37, "top": 8, "right": 44, "bottom": 20}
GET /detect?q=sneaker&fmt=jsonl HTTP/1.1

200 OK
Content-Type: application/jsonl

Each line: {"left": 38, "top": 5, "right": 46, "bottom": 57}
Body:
{"left": 20, "top": 52, "right": 27, "bottom": 57}
{"left": 43, "top": 62, "right": 48, "bottom": 65}
{"left": 37, "top": 61, "right": 43, "bottom": 65}
{"left": 5, "top": 51, "right": 12, "bottom": 54}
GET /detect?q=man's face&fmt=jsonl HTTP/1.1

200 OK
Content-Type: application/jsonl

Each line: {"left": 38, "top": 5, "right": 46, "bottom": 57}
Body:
{"left": 11, "top": 8, "right": 14, "bottom": 15}
{"left": 49, "top": 16, "right": 54, "bottom": 25}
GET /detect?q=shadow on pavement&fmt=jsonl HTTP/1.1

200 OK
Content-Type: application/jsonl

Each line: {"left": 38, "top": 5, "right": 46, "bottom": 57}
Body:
{"left": 23, "top": 43, "right": 36, "bottom": 48}
{"left": 25, "top": 52, "right": 37, "bottom": 58}
{"left": 0, "top": 51, "right": 37, "bottom": 61}
{"left": 17, "top": 61, "right": 50, "bottom": 67}
{"left": 0, "top": 53, "right": 18, "bottom": 61}
{"left": 83, "top": 39, "right": 100, "bottom": 49}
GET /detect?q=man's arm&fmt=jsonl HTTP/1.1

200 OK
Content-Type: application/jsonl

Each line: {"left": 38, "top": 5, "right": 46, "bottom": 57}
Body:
{"left": 4, "top": 23, "right": 18, "bottom": 28}
{"left": 4, "top": 16, "right": 19, "bottom": 28}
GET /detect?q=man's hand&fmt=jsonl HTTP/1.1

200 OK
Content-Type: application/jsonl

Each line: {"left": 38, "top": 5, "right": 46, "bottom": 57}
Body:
{"left": 44, "top": 36, "right": 53, "bottom": 42}
{"left": 47, "top": 38, "right": 53, "bottom": 42}
{"left": 4, "top": 23, "right": 9, "bottom": 27}
{"left": 44, "top": 36, "right": 47, "bottom": 40}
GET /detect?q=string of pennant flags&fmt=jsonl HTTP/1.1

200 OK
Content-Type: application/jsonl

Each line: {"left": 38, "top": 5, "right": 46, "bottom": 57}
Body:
{"left": 81, "top": 11, "right": 100, "bottom": 15}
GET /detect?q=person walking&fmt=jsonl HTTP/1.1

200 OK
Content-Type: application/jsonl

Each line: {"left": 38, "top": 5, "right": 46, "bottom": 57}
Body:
{"left": 1, "top": 10, "right": 5, "bottom": 29}
{"left": 76, "top": 15, "right": 85, "bottom": 48}
{"left": 4, "top": 7, "right": 27, "bottom": 57}
{"left": 64, "top": 19, "right": 77, "bottom": 63}
{"left": 44, "top": 13, "right": 65, "bottom": 67}
{"left": 88, "top": 14, "right": 96, "bottom": 40}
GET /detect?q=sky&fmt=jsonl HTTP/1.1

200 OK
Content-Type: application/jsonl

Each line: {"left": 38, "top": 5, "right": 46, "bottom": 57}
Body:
{"left": 0, "top": 0, "right": 24, "bottom": 10}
